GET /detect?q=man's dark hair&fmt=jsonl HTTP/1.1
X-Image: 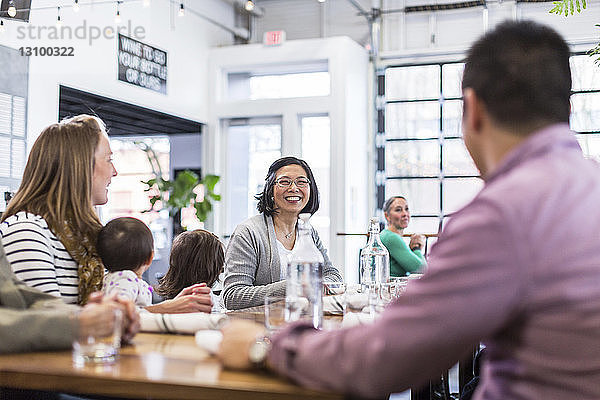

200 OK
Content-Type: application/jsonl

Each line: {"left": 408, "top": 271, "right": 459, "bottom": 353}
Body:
{"left": 462, "top": 20, "right": 571, "bottom": 133}
{"left": 156, "top": 229, "right": 224, "bottom": 299}
{"left": 255, "top": 156, "right": 320, "bottom": 216}
{"left": 97, "top": 217, "right": 154, "bottom": 272}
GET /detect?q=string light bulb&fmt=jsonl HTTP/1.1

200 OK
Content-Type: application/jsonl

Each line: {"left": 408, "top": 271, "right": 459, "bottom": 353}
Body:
{"left": 7, "top": 0, "right": 17, "bottom": 17}
{"left": 114, "top": 2, "right": 121, "bottom": 23}
{"left": 244, "top": 0, "right": 254, "bottom": 11}
{"left": 0, "top": 20, "right": 5, "bottom": 34}
{"left": 178, "top": 2, "right": 184, "bottom": 17}
{"left": 73, "top": 0, "right": 80, "bottom": 12}
{"left": 143, "top": 0, "right": 150, "bottom": 7}
{"left": 56, "top": 7, "right": 62, "bottom": 27}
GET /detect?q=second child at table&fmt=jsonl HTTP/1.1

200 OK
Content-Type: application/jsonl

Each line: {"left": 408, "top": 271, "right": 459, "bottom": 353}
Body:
{"left": 156, "top": 229, "right": 225, "bottom": 310}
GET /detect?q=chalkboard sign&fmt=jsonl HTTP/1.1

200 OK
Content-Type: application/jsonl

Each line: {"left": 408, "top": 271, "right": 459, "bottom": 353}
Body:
{"left": 118, "top": 34, "right": 167, "bottom": 94}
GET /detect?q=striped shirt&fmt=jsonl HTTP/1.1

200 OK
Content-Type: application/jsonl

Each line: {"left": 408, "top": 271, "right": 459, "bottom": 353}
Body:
{"left": 0, "top": 211, "right": 79, "bottom": 304}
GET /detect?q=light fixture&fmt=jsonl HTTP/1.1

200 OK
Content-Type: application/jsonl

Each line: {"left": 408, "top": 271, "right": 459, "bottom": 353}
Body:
{"left": 7, "top": 0, "right": 17, "bottom": 18}
{"left": 73, "top": 0, "right": 80, "bottom": 12}
{"left": 56, "top": 7, "right": 62, "bottom": 27}
{"left": 143, "top": 0, "right": 150, "bottom": 7}
{"left": 114, "top": 1, "right": 121, "bottom": 23}
{"left": 0, "top": 20, "right": 5, "bottom": 34}
{"left": 178, "top": 2, "right": 184, "bottom": 17}
{"left": 244, "top": 0, "right": 254, "bottom": 11}
{"left": 317, "top": 0, "right": 325, "bottom": 2}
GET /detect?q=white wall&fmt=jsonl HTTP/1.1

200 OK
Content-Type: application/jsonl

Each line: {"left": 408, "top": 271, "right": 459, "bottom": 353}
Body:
{"left": 0, "top": 0, "right": 235, "bottom": 148}
{"left": 207, "top": 36, "right": 369, "bottom": 279}
{"left": 251, "top": 0, "right": 599, "bottom": 58}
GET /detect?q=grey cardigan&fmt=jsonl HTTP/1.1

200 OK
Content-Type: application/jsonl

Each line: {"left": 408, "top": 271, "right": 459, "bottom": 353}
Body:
{"left": 222, "top": 214, "right": 342, "bottom": 310}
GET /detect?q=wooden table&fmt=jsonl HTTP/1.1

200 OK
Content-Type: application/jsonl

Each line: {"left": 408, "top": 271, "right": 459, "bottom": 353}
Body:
{"left": 0, "top": 332, "right": 342, "bottom": 400}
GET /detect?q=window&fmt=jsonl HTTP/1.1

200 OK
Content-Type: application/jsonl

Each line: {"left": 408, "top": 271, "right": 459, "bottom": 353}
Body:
{"left": 0, "top": 92, "right": 26, "bottom": 212}
{"left": 382, "top": 55, "right": 600, "bottom": 234}
{"left": 382, "top": 62, "right": 478, "bottom": 234}
{"left": 102, "top": 137, "right": 171, "bottom": 255}
{"left": 225, "top": 119, "right": 282, "bottom": 234}
{"left": 571, "top": 54, "right": 600, "bottom": 162}
{"left": 249, "top": 72, "right": 330, "bottom": 100}
{"left": 227, "top": 62, "right": 330, "bottom": 101}
{"left": 301, "top": 115, "right": 330, "bottom": 249}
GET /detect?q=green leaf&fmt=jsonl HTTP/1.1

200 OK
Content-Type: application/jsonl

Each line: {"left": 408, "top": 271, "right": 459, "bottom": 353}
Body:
{"left": 194, "top": 201, "right": 212, "bottom": 222}
{"left": 209, "top": 193, "right": 222, "bottom": 201}
{"left": 549, "top": 0, "right": 586, "bottom": 16}
{"left": 202, "top": 174, "right": 220, "bottom": 192}
{"left": 141, "top": 178, "right": 156, "bottom": 186}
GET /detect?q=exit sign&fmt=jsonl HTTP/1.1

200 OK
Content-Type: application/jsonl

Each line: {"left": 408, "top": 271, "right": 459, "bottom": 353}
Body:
{"left": 263, "top": 30, "right": 286, "bottom": 46}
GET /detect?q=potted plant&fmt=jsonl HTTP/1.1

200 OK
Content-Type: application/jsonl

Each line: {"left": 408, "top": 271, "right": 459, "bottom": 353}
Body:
{"left": 137, "top": 142, "right": 221, "bottom": 233}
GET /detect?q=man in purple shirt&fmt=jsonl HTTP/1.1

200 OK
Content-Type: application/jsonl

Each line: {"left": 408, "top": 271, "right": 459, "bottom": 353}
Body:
{"left": 219, "top": 20, "right": 600, "bottom": 399}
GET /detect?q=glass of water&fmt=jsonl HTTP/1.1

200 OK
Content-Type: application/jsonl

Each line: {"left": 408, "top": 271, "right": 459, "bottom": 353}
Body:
{"left": 264, "top": 296, "right": 286, "bottom": 333}
{"left": 73, "top": 308, "right": 122, "bottom": 366}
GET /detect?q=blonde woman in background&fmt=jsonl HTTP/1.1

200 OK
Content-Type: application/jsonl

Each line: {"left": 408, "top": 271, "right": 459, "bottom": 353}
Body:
{"left": 380, "top": 196, "right": 427, "bottom": 277}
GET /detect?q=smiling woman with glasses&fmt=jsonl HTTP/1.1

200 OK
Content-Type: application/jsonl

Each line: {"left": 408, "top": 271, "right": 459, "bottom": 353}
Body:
{"left": 221, "top": 156, "right": 342, "bottom": 310}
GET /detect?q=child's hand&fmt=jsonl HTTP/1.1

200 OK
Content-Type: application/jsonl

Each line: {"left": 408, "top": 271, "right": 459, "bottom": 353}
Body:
{"left": 145, "top": 283, "right": 213, "bottom": 314}
{"left": 176, "top": 283, "right": 210, "bottom": 298}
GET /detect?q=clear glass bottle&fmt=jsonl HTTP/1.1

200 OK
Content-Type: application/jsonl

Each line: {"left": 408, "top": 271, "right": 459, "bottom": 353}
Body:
{"left": 285, "top": 213, "right": 324, "bottom": 329}
{"left": 360, "top": 217, "right": 390, "bottom": 286}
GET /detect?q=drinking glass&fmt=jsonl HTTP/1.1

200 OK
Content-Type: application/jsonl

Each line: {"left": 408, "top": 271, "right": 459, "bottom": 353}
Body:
{"left": 73, "top": 308, "right": 122, "bottom": 365}
{"left": 286, "top": 262, "right": 323, "bottom": 329}
{"left": 264, "top": 296, "right": 286, "bottom": 332}
{"left": 343, "top": 284, "right": 370, "bottom": 316}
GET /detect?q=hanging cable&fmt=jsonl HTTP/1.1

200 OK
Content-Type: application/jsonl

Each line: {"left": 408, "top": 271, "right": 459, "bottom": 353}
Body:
{"left": 114, "top": 1, "right": 121, "bottom": 23}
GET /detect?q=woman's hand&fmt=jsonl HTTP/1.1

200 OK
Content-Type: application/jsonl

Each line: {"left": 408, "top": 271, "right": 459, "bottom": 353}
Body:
{"left": 145, "top": 284, "right": 213, "bottom": 314}
{"left": 79, "top": 292, "right": 140, "bottom": 342}
{"left": 175, "top": 283, "right": 209, "bottom": 298}
{"left": 409, "top": 234, "right": 426, "bottom": 251}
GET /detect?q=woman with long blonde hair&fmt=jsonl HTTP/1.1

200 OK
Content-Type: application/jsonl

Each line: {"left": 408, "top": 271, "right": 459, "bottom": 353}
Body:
{"left": 0, "top": 115, "right": 214, "bottom": 313}
{"left": 1, "top": 115, "right": 114, "bottom": 304}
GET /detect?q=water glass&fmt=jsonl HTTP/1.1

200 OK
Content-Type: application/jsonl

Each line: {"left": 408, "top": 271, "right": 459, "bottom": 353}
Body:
{"left": 343, "top": 284, "right": 370, "bottom": 316}
{"left": 264, "top": 296, "right": 286, "bottom": 332}
{"left": 286, "top": 261, "right": 323, "bottom": 329}
{"left": 73, "top": 308, "right": 122, "bottom": 365}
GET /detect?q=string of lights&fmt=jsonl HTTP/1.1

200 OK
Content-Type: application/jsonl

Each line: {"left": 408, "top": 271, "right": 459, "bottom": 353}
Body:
{"left": 0, "top": 0, "right": 250, "bottom": 37}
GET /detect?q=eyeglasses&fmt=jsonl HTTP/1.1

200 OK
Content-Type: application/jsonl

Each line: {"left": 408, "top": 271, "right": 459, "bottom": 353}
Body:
{"left": 275, "top": 177, "right": 310, "bottom": 189}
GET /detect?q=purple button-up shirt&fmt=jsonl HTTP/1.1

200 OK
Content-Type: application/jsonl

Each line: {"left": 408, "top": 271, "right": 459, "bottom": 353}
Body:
{"left": 269, "top": 123, "right": 600, "bottom": 399}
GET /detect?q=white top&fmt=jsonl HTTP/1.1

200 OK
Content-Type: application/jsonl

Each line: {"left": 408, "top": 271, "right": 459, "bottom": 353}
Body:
{"left": 0, "top": 211, "right": 79, "bottom": 303}
{"left": 276, "top": 239, "right": 295, "bottom": 280}
{"left": 103, "top": 270, "right": 153, "bottom": 307}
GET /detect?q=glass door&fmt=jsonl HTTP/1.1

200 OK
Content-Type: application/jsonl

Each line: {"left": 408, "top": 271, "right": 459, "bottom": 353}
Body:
{"left": 225, "top": 117, "right": 282, "bottom": 235}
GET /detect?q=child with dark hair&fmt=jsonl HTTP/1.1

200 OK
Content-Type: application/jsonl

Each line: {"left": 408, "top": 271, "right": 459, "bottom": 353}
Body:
{"left": 156, "top": 229, "right": 224, "bottom": 305}
{"left": 98, "top": 217, "right": 155, "bottom": 307}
